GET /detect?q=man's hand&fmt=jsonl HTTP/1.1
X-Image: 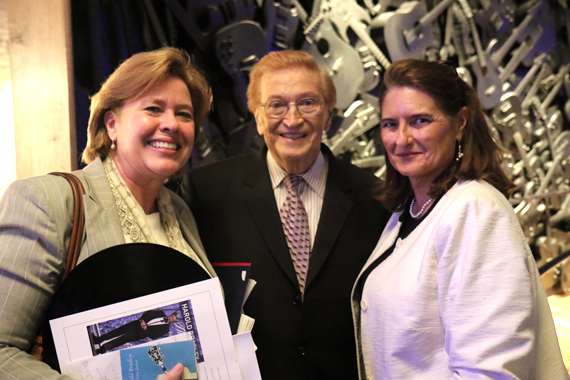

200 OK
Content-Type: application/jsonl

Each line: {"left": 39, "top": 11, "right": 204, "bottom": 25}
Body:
{"left": 140, "top": 320, "right": 147, "bottom": 330}
{"left": 156, "top": 363, "right": 184, "bottom": 380}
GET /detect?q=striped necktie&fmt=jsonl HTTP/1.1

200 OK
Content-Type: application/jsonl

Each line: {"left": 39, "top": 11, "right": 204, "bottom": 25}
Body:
{"left": 280, "top": 174, "right": 311, "bottom": 295}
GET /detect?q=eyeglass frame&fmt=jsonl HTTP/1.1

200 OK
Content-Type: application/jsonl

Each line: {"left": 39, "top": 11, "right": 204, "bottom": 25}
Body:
{"left": 258, "top": 97, "right": 325, "bottom": 119}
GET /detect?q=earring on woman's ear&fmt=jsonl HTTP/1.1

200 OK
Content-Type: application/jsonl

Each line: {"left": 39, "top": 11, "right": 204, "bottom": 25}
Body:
{"left": 456, "top": 140, "right": 463, "bottom": 161}
{"left": 110, "top": 140, "right": 116, "bottom": 150}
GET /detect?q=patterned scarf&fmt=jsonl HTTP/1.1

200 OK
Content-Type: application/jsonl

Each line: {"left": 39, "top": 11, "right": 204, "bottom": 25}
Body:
{"left": 102, "top": 157, "right": 204, "bottom": 268}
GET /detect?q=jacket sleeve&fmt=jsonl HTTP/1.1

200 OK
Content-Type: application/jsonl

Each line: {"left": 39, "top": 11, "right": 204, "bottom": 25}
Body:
{"left": 435, "top": 184, "right": 567, "bottom": 379}
{"left": 0, "top": 177, "right": 74, "bottom": 379}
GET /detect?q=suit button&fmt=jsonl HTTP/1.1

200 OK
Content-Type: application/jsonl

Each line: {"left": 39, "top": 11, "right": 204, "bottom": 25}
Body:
{"left": 293, "top": 294, "right": 302, "bottom": 306}
{"left": 298, "top": 346, "right": 305, "bottom": 356}
{"left": 361, "top": 299, "right": 368, "bottom": 311}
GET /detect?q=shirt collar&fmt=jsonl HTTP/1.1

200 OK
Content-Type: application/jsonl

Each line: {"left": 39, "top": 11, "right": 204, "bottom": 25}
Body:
{"left": 267, "top": 150, "right": 328, "bottom": 199}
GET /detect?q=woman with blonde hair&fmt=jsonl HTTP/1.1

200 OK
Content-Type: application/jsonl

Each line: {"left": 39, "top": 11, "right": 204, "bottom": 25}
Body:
{"left": 0, "top": 47, "right": 214, "bottom": 379}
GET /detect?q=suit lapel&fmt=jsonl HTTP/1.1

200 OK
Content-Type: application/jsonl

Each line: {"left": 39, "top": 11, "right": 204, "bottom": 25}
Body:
{"left": 80, "top": 158, "right": 118, "bottom": 211}
{"left": 77, "top": 158, "right": 125, "bottom": 259}
{"left": 239, "top": 148, "right": 358, "bottom": 289}
{"left": 306, "top": 150, "right": 354, "bottom": 287}
{"left": 79, "top": 159, "right": 216, "bottom": 279}
{"left": 242, "top": 151, "right": 299, "bottom": 287}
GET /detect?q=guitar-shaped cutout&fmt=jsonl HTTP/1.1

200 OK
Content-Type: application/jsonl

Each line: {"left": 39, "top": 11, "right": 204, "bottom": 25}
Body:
{"left": 301, "top": 16, "right": 364, "bottom": 109}
{"left": 518, "top": 0, "right": 555, "bottom": 66}
{"left": 441, "top": 3, "right": 473, "bottom": 67}
{"left": 536, "top": 64, "right": 570, "bottom": 123}
{"left": 379, "top": 0, "right": 455, "bottom": 61}
{"left": 469, "top": 0, "right": 547, "bottom": 109}
{"left": 319, "top": 0, "right": 391, "bottom": 70}
{"left": 515, "top": 152, "right": 564, "bottom": 241}
{"left": 473, "top": 0, "right": 516, "bottom": 43}
{"left": 355, "top": 41, "right": 381, "bottom": 92}
{"left": 533, "top": 65, "right": 570, "bottom": 150}
{"left": 492, "top": 53, "right": 546, "bottom": 148}
{"left": 264, "top": 0, "right": 299, "bottom": 50}
{"left": 328, "top": 100, "right": 380, "bottom": 155}
{"left": 214, "top": 21, "right": 267, "bottom": 117}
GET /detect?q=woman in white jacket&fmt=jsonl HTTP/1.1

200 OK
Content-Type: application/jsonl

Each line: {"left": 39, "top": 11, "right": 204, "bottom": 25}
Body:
{"left": 352, "top": 59, "right": 568, "bottom": 380}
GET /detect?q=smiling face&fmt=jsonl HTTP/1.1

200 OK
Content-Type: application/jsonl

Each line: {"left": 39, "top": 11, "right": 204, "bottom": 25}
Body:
{"left": 380, "top": 86, "right": 467, "bottom": 194}
{"left": 254, "top": 67, "right": 332, "bottom": 174}
{"left": 105, "top": 76, "right": 195, "bottom": 189}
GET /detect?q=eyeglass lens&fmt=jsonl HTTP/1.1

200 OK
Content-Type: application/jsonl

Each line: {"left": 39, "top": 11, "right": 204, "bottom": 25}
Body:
{"left": 264, "top": 98, "right": 320, "bottom": 117}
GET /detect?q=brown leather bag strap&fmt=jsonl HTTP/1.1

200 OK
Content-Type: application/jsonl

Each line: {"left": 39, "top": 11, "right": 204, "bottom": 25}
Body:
{"left": 49, "top": 172, "right": 86, "bottom": 280}
{"left": 29, "top": 172, "right": 86, "bottom": 361}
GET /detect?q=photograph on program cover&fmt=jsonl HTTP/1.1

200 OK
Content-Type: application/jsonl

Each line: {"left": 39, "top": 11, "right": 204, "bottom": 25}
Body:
{"left": 87, "top": 300, "right": 203, "bottom": 362}
{"left": 120, "top": 340, "right": 198, "bottom": 380}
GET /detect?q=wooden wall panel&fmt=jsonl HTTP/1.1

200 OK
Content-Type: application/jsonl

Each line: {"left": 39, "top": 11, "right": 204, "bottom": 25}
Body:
{"left": 6, "top": 0, "right": 75, "bottom": 177}
{"left": 0, "top": 0, "right": 16, "bottom": 197}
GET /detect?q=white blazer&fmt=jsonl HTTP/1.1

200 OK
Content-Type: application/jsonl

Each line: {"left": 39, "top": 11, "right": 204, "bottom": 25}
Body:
{"left": 352, "top": 180, "right": 568, "bottom": 380}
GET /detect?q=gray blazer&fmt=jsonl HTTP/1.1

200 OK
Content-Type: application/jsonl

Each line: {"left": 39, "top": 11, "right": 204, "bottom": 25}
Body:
{"left": 0, "top": 158, "right": 215, "bottom": 379}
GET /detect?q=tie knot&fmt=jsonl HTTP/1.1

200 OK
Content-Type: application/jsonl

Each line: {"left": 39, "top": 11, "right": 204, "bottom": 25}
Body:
{"left": 284, "top": 174, "right": 303, "bottom": 191}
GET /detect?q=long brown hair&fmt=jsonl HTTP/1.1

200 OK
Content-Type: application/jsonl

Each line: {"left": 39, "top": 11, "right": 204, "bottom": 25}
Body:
{"left": 82, "top": 47, "right": 212, "bottom": 164}
{"left": 375, "top": 59, "right": 514, "bottom": 212}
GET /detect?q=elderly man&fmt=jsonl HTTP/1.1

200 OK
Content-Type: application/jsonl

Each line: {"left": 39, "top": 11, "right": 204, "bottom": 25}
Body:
{"left": 179, "top": 50, "right": 389, "bottom": 380}
{"left": 92, "top": 310, "right": 179, "bottom": 354}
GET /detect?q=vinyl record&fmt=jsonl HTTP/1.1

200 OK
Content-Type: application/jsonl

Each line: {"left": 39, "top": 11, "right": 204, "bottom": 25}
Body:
{"left": 41, "top": 243, "right": 211, "bottom": 371}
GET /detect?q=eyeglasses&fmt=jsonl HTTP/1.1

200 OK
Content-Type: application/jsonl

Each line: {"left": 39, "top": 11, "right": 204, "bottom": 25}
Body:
{"left": 259, "top": 97, "right": 323, "bottom": 118}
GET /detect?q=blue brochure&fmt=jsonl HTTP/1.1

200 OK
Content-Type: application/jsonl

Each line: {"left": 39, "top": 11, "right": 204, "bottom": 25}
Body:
{"left": 120, "top": 340, "right": 197, "bottom": 379}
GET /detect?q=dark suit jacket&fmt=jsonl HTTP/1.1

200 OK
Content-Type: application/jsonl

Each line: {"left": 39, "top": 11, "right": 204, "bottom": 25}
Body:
{"left": 98, "top": 310, "right": 169, "bottom": 344}
{"left": 140, "top": 310, "right": 170, "bottom": 340}
{"left": 179, "top": 145, "right": 389, "bottom": 380}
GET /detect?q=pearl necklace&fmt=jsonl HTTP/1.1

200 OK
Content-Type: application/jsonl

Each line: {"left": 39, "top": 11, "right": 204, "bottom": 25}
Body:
{"left": 409, "top": 197, "right": 433, "bottom": 219}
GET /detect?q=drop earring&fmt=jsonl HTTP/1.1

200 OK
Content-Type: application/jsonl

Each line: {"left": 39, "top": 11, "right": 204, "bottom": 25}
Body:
{"left": 456, "top": 140, "right": 463, "bottom": 161}
{"left": 110, "top": 140, "right": 116, "bottom": 150}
